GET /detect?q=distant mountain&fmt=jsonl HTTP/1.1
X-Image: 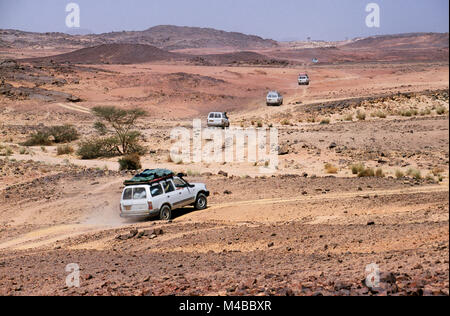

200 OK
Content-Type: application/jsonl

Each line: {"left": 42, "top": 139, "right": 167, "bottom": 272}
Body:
{"left": 24, "top": 44, "right": 183, "bottom": 64}
{"left": 0, "top": 25, "right": 278, "bottom": 51}
{"left": 88, "top": 25, "right": 279, "bottom": 50}
{"left": 23, "top": 43, "right": 292, "bottom": 66}
{"left": 343, "top": 32, "right": 449, "bottom": 50}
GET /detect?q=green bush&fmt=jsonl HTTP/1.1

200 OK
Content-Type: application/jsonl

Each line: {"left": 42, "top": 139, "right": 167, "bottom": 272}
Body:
{"left": 77, "top": 137, "right": 120, "bottom": 159}
{"left": 48, "top": 125, "right": 79, "bottom": 143}
{"left": 356, "top": 111, "right": 366, "bottom": 121}
{"left": 395, "top": 170, "right": 405, "bottom": 179}
{"left": 22, "top": 131, "right": 52, "bottom": 146}
{"left": 343, "top": 114, "right": 353, "bottom": 121}
{"left": 372, "top": 111, "right": 387, "bottom": 119}
{"left": 375, "top": 168, "right": 385, "bottom": 178}
{"left": 118, "top": 153, "right": 142, "bottom": 171}
{"left": 0, "top": 145, "right": 13, "bottom": 157}
{"left": 351, "top": 163, "right": 365, "bottom": 175}
{"left": 358, "top": 167, "right": 375, "bottom": 177}
{"left": 406, "top": 168, "right": 422, "bottom": 180}
{"left": 57, "top": 144, "right": 74, "bottom": 156}
{"left": 436, "top": 106, "right": 448, "bottom": 115}
{"left": 22, "top": 125, "right": 78, "bottom": 146}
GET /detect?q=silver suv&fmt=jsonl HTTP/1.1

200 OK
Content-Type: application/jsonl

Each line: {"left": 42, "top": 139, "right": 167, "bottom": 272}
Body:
{"left": 298, "top": 74, "right": 310, "bottom": 85}
{"left": 266, "top": 91, "right": 283, "bottom": 106}
{"left": 120, "top": 175, "right": 209, "bottom": 220}
{"left": 207, "top": 112, "right": 230, "bottom": 128}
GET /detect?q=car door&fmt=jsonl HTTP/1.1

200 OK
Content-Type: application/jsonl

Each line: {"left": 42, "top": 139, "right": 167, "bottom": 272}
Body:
{"left": 121, "top": 187, "right": 133, "bottom": 212}
{"left": 173, "top": 177, "right": 195, "bottom": 207}
{"left": 214, "top": 113, "right": 222, "bottom": 126}
{"left": 131, "top": 186, "right": 149, "bottom": 212}
{"left": 162, "top": 180, "right": 184, "bottom": 208}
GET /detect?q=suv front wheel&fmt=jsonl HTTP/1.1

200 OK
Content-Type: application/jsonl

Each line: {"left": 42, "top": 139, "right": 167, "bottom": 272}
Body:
{"left": 159, "top": 204, "right": 172, "bottom": 221}
{"left": 195, "top": 193, "right": 208, "bottom": 210}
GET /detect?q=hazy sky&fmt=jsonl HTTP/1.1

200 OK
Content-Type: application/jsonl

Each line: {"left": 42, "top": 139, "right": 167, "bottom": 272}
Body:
{"left": 0, "top": 0, "right": 448, "bottom": 41}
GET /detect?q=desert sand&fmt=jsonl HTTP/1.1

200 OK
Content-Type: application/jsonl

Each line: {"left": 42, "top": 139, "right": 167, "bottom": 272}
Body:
{"left": 0, "top": 29, "right": 448, "bottom": 296}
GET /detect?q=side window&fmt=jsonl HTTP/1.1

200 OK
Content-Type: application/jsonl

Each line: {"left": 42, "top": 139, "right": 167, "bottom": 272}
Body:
{"left": 150, "top": 184, "right": 163, "bottom": 197}
{"left": 209, "top": 113, "right": 215, "bottom": 119}
{"left": 123, "top": 188, "right": 132, "bottom": 200}
{"left": 215, "top": 113, "right": 221, "bottom": 119}
{"left": 133, "top": 187, "right": 147, "bottom": 200}
{"left": 173, "top": 178, "right": 186, "bottom": 189}
{"left": 163, "top": 181, "right": 175, "bottom": 193}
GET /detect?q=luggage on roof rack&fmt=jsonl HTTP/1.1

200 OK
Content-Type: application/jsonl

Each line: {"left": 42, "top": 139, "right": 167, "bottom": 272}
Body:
{"left": 124, "top": 169, "right": 174, "bottom": 186}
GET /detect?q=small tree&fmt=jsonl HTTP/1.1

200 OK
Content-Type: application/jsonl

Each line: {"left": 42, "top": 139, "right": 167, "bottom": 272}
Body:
{"left": 92, "top": 106, "right": 147, "bottom": 155}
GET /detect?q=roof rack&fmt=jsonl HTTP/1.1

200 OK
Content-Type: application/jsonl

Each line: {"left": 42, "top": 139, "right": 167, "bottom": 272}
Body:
{"left": 124, "top": 174, "right": 175, "bottom": 186}
{"left": 123, "top": 169, "right": 175, "bottom": 186}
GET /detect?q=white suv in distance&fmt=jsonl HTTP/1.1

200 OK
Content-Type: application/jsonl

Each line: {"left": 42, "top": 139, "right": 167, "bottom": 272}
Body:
{"left": 266, "top": 91, "right": 283, "bottom": 106}
{"left": 207, "top": 112, "right": 230, "bottom": 128}
{"left": 120, "top": 175, "right": 209, "bottom": 220}
{"left": 298, "top": 74, "right": 310, "bottom": 85}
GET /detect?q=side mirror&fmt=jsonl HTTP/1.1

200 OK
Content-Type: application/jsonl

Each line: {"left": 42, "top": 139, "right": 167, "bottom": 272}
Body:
{"left": 177, "top": 173, "right": 187, "bottom": 178}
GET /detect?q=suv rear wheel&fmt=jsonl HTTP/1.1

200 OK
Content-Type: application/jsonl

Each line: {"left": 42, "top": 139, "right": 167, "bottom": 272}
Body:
{"left": 195, "top": 193, "right": 208, "bottom": 210}
{"left": 159, "top": 205, "right": 172, "bottom": 221}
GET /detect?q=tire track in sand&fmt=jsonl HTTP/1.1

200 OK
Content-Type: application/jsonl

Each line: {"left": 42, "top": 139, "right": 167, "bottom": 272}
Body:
{"left": 56, "top": 103, "right": 91, "bottom": 114}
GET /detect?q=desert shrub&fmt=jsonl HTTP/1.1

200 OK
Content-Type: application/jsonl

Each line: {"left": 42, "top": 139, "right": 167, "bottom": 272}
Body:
{"left": 22, "top": 125, "right": 78, "bottom": 146}
{"left": 257, "top": 121, "right": 263, "bottom": 128}
{"left": 19, "top": 147, "right": 29, "bottom": 155}
{"left": 118, "top": 153, "right": 142, "bottom": 171}
{"left": 351, "top": 163, "right": 365, "bottom": 175}
{"left": 358, "top": 167, "right": 375, "bottom": 177}
{"left": 48, "top": 125, "right": 79, "bottom": 143}
{"left": 57, "top": 144, "right": 74, "bottom": 156}
{"left": 375, "top": 168, "right": 385, "bottom": 178}
{"left": 356, "top": 111, "right": 366, "bottom": 121}
{"left": 320, "top": 118, "right": 330, "bottom": 125}
{"left": 436, "top": 106, "right": 448, "bottom": 115}
{"left": 186, "top": 170, "right": 201, "bottom": 177}
{"left": 399, "top": 109, "right": 418, "bottom": 117}
{"left": 281, "top": 119, "right": 291, "bottom": 126}
{"left": 343, "top": 114, "right": 353, "bottom": 121}
{"left": 419, "top": 108, "right": 431, "bottom": 116}
{"left": 400, "top": 109, "right": 412, "bottom": 117}
{"left": 77, "top": 137, "right": 120, "bottom": 159}
{"left": 0, "top": 145, "right": 13, "bottom": 157}
{"left": 324, "top": 163, "right": 338, "bottom": 174}
{"left": 372, "top": 111, "right": 387, "bottom": 119}
{"left": 431, "top": 167, "right": 445, "bottom": 177}
{"left": 406, "top": 168, "right": 422, "bottom": 180}
{"left": 395, "top": 170, "right": 405, "bottom": 179}
{"left": 22, "top": 131, "right": 52, "bottom": 146}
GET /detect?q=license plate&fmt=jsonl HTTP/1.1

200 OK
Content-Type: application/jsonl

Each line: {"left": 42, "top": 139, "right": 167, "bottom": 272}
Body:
{"left": 124, "top": 206, "right": 131, "bottom": 211}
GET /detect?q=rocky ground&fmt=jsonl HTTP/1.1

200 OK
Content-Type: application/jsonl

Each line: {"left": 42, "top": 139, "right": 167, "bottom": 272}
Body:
{"left": 0, "top": 37, "right": 448, "bottom": 296}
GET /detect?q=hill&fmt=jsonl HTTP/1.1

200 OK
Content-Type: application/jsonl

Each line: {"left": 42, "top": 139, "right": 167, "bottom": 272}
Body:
{"left": 25, "top": 44, "right": 184, "bottom": 64}
{"left": 343, "top": 32, "right": 449, "bottom": 50}
{"left": 0, "top": 25, "right": 278, "bottom": 51}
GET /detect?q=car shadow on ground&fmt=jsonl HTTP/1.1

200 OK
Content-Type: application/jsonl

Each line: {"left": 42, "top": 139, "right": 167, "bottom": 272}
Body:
{"left": 122, "top": 207, "right": 203, "bottom": 224}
